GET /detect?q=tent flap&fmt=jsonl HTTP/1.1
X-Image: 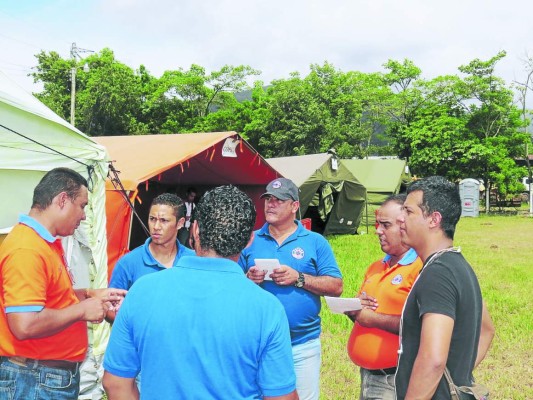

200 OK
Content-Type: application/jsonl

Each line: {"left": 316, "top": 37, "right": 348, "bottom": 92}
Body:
{"left": 267, "top": 153, "right": 366, "bottom": 235}
{"left": 342, "top": 158, "right": 411, "bottom": 229}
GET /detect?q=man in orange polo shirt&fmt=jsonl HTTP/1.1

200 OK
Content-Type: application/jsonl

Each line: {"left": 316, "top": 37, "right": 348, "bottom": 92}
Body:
{"left": 0, "top": 167, "right": 127, "bottom": 400}
{"left": 346, "top": 194, "right": 422, "bottom": 400}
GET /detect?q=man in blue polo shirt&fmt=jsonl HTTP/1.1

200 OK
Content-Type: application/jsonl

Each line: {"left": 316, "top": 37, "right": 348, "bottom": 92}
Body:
{"left": 240, "top": 178, "right": 343, "bottom": 400}
{"left": 103, "top": 185, "right": 298, "bottom": 400}
{"left": 106, "top": 193, "right": 194, "bottom": 322}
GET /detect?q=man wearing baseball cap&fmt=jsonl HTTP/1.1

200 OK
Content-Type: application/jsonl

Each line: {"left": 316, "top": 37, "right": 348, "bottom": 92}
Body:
{"left": 239, "top": 177, "right": 343, "bottom": 400}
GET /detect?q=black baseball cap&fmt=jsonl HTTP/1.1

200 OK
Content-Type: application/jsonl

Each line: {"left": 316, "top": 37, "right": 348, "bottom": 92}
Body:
{"left": 261, "top": 178, "right": 299, "bottom": 201}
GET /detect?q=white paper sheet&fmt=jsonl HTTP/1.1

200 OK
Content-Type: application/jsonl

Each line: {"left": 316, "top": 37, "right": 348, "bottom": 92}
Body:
{"left": 324, "top": 296, "right": 362, "bottom": 314}
{"left": 254, "top": 258, "right": 281, "bottom": 280}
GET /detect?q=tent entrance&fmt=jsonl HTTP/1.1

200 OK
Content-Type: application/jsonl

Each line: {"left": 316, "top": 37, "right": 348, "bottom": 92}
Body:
{"left": 303, "top": 182, "right": 343, "bottom": 234}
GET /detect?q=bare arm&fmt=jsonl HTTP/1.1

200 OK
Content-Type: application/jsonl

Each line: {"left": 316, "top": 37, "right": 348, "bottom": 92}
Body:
{"left": 345, "top": 292, "right": 399, "bottom": 333}
{"left": 7, "top": 288, "right": 126, "bottom": 340}
{"left": 264, "top": 390, "right": 299, "bottom": 400}
{"left": 103, "top": 372, "right": 139, "bottom": 400}
{"left": 299, "top": 274, "right": 342, "bottom": 296}
{"left": 270, "top": 266, "right": 343, "bottom": 296}
{"left": 475, "top": 301, "right": 495, "bottom": 368}
{"left": 405, "top": 313, "right": 454, "bottom": 400}
{"left": 105, "top": 309, "right": 117, "bottom": 324}
{"left": 348, "top": 309, "right": 401, "bottom": 334}
{"left": 7, "top": 298, "right": 105, "bottom": 340}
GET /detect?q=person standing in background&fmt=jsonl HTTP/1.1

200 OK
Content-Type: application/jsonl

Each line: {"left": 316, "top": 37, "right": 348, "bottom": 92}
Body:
{"left": 178, "top": 186, "right": 197, "bottom": 247}
{"left": 107, "top": 192, "right": 194, "bottom": 322}
{"left": 240, "top": 177, "right": 342, "bottom": 400}
{"left": 346, "top": 194, "right": 422, "bottom": 400}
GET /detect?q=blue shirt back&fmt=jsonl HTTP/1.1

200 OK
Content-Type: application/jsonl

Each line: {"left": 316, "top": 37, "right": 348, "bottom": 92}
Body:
{"left": 104, "top": 256, "right": 296, "bottom": 399}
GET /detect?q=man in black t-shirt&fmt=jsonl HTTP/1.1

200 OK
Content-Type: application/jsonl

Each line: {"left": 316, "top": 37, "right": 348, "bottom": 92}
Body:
{"left": 395, "top": 176, "right": 495, "bottom": 400}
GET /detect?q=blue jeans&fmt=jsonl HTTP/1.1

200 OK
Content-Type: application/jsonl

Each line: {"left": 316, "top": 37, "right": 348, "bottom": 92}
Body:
{"left": 0, "top": 357, "right": 80, "bottom": 400}
{"left": 292, "top": 338, "right": 321, "bottom": 400}
{"left": 359, "top": 367, "right": 396, "bottom": 400}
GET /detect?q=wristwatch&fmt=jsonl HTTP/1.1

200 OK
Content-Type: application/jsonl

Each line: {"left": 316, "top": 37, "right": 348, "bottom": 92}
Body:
{"left": 294, "top": 272, "right": 305, "bottom": 288}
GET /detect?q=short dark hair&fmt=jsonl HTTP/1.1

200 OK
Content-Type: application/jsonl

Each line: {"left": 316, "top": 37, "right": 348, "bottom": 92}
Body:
{"left": 195, "top": 185, "right": 256, "bottom": 257}
{"left": 382, "top": 193, "right": 407, "bottom": 207}
{"left": 32, "top": 167, "right": 88, "bottom": 211}
{"left": 186, "top": 187, "right": 197, "bottom": 195}
{"left": 407, "top": 176, "right": 461, "bottom": 239}
{"left": 151, "top": 193, "right": 185, "bottom": 219}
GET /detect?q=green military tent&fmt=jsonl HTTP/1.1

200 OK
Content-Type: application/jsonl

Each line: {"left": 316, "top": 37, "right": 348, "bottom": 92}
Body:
{"left": 342, "top": 158, "right": 411, "bottom": 230}
{"left": 267, "top": 153, "right": 366, "bottom": 235}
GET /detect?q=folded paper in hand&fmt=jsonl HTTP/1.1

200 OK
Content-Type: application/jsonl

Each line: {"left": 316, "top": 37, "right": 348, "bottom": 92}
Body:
{"left": 325, "top": 296, "right": 362, "bottom": 314}
{"left": 254, "top": 259, "right": 281, "bottom": 281}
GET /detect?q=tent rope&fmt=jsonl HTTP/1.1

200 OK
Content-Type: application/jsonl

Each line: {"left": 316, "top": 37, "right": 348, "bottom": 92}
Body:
{"left": 0, "top": 123, "right": 97, "bottom": 191}
{"left": 108, "top": 162, "right": 150, "bottom": 238}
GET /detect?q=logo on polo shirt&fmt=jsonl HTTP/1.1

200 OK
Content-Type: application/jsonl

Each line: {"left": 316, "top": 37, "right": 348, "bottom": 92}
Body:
{"left": 391, "top": 274, "right": 403, "bottom": 285}
{"left": 272, "top": 180, "right": 282, "bottom": 188}
{"left": 292, "top": 247, "right": 304, "bottom": 259}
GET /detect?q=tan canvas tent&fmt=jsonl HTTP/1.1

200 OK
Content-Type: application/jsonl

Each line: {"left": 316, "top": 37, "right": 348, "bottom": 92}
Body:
{"left": 95, "top": 132, "right": 281, "bottom": 275}
{"left": 267, "top": 153, "right": 366, "bottom": 235}
{"left": 342, "top": 158, "right": 411, "bottom": 230}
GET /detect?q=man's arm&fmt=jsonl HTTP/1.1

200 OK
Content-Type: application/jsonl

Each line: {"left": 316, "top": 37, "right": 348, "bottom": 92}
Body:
{"left": 404, "top": 313, "right": 454, "bottom": 400}
{"left": 299, "top": 274, "right": 343, "bottom": 296}
{"left": 347, "top": 309, "right": 401, "bottom": 334}
{"left": 474, "top": 301, "right": 495, "bottom": 368}
{"left": 270, "top": 266, "right": 343, "bottom": 296}
{"left": 103, "top": 372, "right": 139, "bottom": 400}
{"left": 7, "top": 298, "right": 109, "bottom": 340}
{"left": 264, "top": 391, "right": 299, "bottom": 400}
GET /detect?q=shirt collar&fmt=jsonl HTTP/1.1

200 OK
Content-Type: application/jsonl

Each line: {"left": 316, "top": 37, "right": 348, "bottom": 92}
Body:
{"left": 19, "top": 214, "right": 57, "bottom": 243}
{"left": 383, "top": 248, "right": 418, "bottom": 266}
{"left": 142, "top": 237, "right": 189, "bottom": 268}
{"left": 258, "top": 220, "right": 310, "bottom": 239}
{"left": 177, "top": 255, "right": 244, "bottom": 275}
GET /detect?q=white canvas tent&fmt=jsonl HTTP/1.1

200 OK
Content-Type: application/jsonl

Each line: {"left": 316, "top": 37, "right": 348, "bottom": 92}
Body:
{"left": 0, "top": 70, "right": 110, "bottom": 364}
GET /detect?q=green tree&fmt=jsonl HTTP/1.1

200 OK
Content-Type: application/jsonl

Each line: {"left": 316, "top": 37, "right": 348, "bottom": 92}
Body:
{"left": 32, "top": 48, "right": 143, "bottom": 135}
{"left": 400, "top": 52, "right": 527, "bottom": 210}
{"left": 244, "top": 62, "right": 394, "bottom": 158}
{"left": 139, "top": 64, "right": 260, "bottom": 134}
{"left": 31, "top": 50, "right": 73, "bottom": 120}
{"left": 458, "top": 51, "right": 527, "bottom": 204}
{"left": 76, "top": 48, "right": 142, "bottom": 135}
{"left": 382, "top": 59, "right": 425, "bottom": 160}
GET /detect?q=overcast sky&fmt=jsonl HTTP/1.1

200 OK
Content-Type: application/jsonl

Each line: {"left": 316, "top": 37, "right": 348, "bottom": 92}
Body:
{"left": 1, "top": 0, "right": 533, "bottom": 101}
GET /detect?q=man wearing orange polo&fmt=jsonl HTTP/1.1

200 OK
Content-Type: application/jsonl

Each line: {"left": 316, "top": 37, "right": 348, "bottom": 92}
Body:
{"left": 0, "top": 167, "right": 126, "bottom": 400}
{"left": 346, "top": 194, "right": 422, "bottom": 400}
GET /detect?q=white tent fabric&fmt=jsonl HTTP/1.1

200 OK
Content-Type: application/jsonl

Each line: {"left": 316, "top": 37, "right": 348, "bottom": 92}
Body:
{"left": 0, "top": 70, "right": 110, "bottom": 357}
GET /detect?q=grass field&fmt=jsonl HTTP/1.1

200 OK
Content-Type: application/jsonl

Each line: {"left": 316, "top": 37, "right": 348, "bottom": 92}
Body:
{"left": 320, "top": 214, "right": 533, "bottom": 399}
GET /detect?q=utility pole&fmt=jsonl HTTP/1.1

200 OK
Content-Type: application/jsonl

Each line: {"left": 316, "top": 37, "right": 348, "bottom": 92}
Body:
{"left": 70, "top": 42, "right": 93, "bottom": 126}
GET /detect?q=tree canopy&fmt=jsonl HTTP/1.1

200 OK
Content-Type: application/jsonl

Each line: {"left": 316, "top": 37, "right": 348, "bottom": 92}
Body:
{"left": 30, "top": 48, "right": 531, "bottom": 198}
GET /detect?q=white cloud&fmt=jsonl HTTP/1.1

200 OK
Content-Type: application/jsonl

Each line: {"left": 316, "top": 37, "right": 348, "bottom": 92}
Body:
{"left": 1, "top": 0, "right": 532, "bottom": 99}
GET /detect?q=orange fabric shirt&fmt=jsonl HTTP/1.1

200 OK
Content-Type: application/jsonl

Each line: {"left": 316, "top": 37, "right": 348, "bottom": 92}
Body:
{"left": 347, "top": 249, "right": 422, "bottom": 369}
{"left": 0, "top": 220, "right": 88, "bottom": 362}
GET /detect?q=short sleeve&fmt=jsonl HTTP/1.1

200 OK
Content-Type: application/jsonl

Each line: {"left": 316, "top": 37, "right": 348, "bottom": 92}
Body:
{"left": 257, "top": 304, "right": 297, "bottom": 397}
{"left": 315, "top": 236, "right": 342, "bottom": 278}
{"left": 103, "top": 291, "right": 140, "bottom": 378}
{"left": 108, "top": 258, "right": 130, "bottom": 290}
{"left": 2, "top": 249, "right": 48, "bottom": 309}
{"left": 416, "top": 261, "right": 458, "bottom": 320}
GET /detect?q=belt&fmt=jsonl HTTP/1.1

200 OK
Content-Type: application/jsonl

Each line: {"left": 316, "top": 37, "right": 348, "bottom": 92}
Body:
{"left": 5, "top": 356, "right": 79, "bottom": 372}
{"left": 367, "top": 366, "right": 397, "bottom": 376}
